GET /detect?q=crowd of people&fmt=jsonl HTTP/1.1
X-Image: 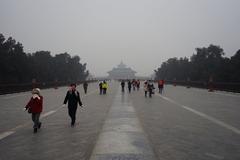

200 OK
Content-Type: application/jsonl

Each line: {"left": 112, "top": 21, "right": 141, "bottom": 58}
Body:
{"left": 120, "top": 79, "right": 140, "bottom": 93}
{"left": 120, "top": 79, "right": 165, "bottom": 98}
{"left": 24, "top": 79, "right": 164, "bottom": 133}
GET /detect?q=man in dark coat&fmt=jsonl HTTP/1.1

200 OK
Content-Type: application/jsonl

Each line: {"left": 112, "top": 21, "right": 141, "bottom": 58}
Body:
{"left": 83, "top": 81, "right": 88, "bottom": 94}
{"left": 128, "top": 80, "right": 132, "bottom": 93}
{"left": 121, "top": 80, "right": 125, "bottom": 92}
{"left": 63, "top": 83, "right": 83, "bottom": 127}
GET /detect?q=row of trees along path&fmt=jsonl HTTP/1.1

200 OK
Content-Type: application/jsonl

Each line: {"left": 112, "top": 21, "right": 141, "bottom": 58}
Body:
{"left": 155, "top": 44, "right": 240, "bottom": 83}
{"left": 0, "top": 33, "right": 89, "bottom": 84}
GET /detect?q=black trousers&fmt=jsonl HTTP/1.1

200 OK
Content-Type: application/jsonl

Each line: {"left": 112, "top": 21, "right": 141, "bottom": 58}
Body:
{"left": 149, "top": 89, "right": 153, "bottom": 97}
{"left": 103, "top": 88, "right": 107, "bottom": 94}
{"left": 121, "top": 86, "right": 125, "bottom": 92}
{"left": 32, "top": 113, "right": 41, "bottom": 129}
{"left": 84, "top": 87, "right": 87, "bottom": 94}
{"left": 68, "top": 106, "right": 77, "bottom": 124}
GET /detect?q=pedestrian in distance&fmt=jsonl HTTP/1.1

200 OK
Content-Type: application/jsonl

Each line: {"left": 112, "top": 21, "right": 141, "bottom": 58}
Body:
{"left": 102, "top": 81, "right": 108, "bottom": 94}
{"left": 83, "top": 81, "right": 88, "bottom": 94}
{"left": 158, "top": 79, "right": 164, "bottom": 94}
{"left": 99, "top": 81, "right": 103, "bottom": 95}
{"left": 24, "top": 88, "right": 43, "bottom": 133}
{"left": 132, "top": 79, "right": 136, "bottom": 91}
{"left": 121, "top": 80, "right": 125, "bottom": 92}
{"left": 148, "top": 81, "right": 155, "bottom": 98}
{"left": 63, "top": 83, "right": 83, "bottom": 127}
{"left": 144, "top": 81, "right": 148, "bottom": 97}
{"left": 128, "top": 80, "right": 132, "bottom": 93}
{"left": 136, "top": 80, "right": 140, "bottom": 91}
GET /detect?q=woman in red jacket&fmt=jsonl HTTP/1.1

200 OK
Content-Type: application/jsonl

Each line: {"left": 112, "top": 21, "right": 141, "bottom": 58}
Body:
{"left": 25, "top": 88, "right": 43, "bottom": 133}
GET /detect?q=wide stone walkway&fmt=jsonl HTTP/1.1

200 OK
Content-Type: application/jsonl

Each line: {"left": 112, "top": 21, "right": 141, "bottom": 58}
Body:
{"left": 90, "top": 89, "right": 157, "bottom": 160}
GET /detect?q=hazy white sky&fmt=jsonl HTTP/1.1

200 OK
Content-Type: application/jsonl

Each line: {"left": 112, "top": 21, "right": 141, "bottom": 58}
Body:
{"left": 1, "top": 0, "right": 240, "bottom": 76}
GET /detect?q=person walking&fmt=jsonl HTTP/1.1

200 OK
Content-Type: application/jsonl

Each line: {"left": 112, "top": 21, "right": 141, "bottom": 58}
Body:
{"left": 83, "top": 81, "right": 88, "bottom": 94}
{"left": 144, "top": 81, "right": 148, "bottom": 97}
{"left": 158, "top": 79, "right": 164, "bottom": 94}
{"left": 25, "top": 88, "right": 43, "bottom": 133}
{"left": 121, "top": 80, "right": 125, "bottom": 92}
{"left": 148, "top": 81, "right": 155, "bottom": 98}
{"left": 132, "top": 79, "right": 136, "bottom": 91}
{"left": 63, "top": 83, "right": 83, "bottom": 127}
{"left": 102, "top": 81, "right": 108, "bottom": 94}
{"left": 136, "top": 80, "right": 140, "bottom": 91}
{"left": 99, "top": 81, "right": 103, "bottom": 95}
{"left": 128, "top": 80, "right": 132, "bottom": 93}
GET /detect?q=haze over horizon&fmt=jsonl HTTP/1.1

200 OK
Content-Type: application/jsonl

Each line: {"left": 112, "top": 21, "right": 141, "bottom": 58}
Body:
{"left": 1, "top": 0, "right": 240, "bottom": 77}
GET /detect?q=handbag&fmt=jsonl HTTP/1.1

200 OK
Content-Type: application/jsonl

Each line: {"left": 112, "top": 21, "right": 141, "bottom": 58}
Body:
{"left": 27, "top": 107, "right": 32, "bottom": 114}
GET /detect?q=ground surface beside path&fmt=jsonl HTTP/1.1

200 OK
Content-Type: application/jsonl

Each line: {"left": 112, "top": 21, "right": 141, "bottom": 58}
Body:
{"left": 0, "top": 82, "right": 240, "bottom": 160}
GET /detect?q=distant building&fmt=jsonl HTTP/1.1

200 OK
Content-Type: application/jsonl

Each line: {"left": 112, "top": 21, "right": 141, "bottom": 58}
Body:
{"left": 108, "top": 62, "right": 136, "bottom": 80}
{"left": 86, "top": 73, "right": 94, "bottom": 81}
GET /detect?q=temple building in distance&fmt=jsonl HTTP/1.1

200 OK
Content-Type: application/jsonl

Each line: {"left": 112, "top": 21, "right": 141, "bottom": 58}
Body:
{"left": 108, "top": 62, "right": 137, "bottom": 80}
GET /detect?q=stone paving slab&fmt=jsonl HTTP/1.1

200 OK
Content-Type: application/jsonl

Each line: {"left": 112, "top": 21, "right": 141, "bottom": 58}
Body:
{"left": 90, "top": 88, "right": 157, "bottom": 160}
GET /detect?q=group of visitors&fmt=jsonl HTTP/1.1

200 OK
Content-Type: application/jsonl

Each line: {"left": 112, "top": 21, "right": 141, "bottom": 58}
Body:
{"left": 99, "top": 80, "right": 108, "bottom": 95}
{"left": 144, "top": 79, "right": 165, "bottom": 97}
{"left": 121, "top": 79, "right": 140, "bottom": 93}
{"left": 24, "top": 83, "right": 83, "bottom": 133}
{"left": 144, "top": 80, "right": 155, "bottom": 98}
{"left": 24, "top": 79, "right": 164, "bottom": 133}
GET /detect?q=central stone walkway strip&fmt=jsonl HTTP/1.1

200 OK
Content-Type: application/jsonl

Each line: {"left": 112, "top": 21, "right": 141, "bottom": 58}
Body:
{"left": 90, "top": 88, "right": 157, "bottom": 160}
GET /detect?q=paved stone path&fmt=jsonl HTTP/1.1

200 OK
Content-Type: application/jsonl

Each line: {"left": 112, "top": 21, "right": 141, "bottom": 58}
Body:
{"left": 90, "top": 89, "right": 157, "bottom": 160}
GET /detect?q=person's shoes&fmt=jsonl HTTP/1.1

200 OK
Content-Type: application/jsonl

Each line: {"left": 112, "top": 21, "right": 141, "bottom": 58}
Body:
{"left": 71, "top": 122, "right": 75, "bottom": 127}
{"left": 34, "top": 128, "right": 37, "bottom": 133}
{"left": 38, "top": 122, "right": 42, "bottom": 129}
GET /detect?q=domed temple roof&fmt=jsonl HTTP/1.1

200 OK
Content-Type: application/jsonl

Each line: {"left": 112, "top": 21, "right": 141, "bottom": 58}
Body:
{"left": 108, "top": 62, "right": 136, "bottom": 79}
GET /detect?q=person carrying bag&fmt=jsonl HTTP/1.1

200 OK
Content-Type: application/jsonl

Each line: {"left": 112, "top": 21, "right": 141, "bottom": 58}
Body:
{"left": 25, "top": 88, "right": 43, "bottom": 133}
